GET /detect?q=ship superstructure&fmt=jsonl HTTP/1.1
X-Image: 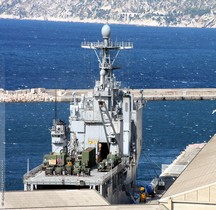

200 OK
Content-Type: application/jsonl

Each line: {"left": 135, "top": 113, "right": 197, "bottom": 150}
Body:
{"left": 23, "top": 24, "right": 143, "bottom": 204}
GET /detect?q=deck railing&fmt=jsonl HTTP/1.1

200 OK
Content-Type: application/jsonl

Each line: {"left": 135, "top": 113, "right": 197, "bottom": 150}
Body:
{"left": 23, "top": 164, "right": 43, "bottom": 180}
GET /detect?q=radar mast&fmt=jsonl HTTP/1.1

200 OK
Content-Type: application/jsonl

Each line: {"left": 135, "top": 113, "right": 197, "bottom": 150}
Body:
{"left": 81, "top": 24, "right": 133, "bottom": 91}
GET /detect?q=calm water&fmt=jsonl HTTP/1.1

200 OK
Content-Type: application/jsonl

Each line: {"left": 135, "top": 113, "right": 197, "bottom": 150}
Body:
{"left": 0, "top": 19, "right": 216, "bottom": 190}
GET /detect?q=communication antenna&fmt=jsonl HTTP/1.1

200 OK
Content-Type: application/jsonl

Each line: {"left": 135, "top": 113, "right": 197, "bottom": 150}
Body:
{"left": 105, "top": 14, "right": 109, "bottom": 24}
{"left": 27, "top": 158, "right": 29, "bottom": 173}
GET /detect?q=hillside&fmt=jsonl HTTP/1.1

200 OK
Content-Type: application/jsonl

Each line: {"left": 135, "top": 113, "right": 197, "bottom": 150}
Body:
{"left": 0, "top": 0, "right": 215, "bottom": 27}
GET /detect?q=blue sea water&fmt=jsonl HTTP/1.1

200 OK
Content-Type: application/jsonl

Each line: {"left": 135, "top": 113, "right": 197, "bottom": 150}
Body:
{"left": 0, "top": 19, "right": 216, "bottom": 190}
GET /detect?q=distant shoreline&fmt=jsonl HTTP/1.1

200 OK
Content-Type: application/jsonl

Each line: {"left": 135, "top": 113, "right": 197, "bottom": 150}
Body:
{"left": 0, "top": 15, "right": 215, "bottom": 29}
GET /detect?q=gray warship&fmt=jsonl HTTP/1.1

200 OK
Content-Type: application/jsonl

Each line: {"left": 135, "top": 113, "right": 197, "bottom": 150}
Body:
{"left": 23, "top": 24, "right": 143, "bottom": 204}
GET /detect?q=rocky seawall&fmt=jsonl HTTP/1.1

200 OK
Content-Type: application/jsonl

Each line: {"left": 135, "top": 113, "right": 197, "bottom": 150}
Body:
{"left": 0, "top": 88, "right": 56, "bottom": 103}
{"left": 0, "top": 88, "right": 92, "bottom": 103}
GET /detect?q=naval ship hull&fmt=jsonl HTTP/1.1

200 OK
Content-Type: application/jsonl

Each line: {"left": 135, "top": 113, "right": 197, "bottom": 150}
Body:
{"left": 24, "top": 106, "right": 142, "bottom": 204}
{"left": 23, "top": 24, "right": 143, "bottom": 204}
{"left": 24, "top": 155, "right": 139, "bottom": 204}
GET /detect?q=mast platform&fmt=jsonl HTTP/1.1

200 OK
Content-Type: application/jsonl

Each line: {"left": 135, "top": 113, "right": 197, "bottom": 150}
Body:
{"left": 81, "top": 41, "right": 133, "bottom": 49}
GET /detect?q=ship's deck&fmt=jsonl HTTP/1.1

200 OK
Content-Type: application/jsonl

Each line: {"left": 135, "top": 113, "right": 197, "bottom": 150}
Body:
{"left": 24, "top": 162, "right": 124, "bottom": 187}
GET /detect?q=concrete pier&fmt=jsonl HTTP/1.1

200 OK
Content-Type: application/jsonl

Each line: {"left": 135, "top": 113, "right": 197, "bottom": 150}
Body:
{"left": 142, "top": 88, "right": 216, "bottom": 101}
{"left": 0, "top": 88, "right": 216, "bottom": 102}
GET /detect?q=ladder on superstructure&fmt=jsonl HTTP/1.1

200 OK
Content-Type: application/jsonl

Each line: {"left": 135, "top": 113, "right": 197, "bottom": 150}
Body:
{"left": 98, "top": 100, "right": 120, "bottom": 151}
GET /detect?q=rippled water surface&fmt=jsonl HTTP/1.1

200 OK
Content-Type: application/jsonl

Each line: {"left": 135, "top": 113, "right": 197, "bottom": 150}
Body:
{"left": 0, "top": 19, "right": 216, "bottom": 190}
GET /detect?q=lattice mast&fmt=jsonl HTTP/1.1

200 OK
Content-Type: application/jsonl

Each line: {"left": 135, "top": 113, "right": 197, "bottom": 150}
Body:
{"left": 81, "top": 24, "right": 133, "bottom": 90}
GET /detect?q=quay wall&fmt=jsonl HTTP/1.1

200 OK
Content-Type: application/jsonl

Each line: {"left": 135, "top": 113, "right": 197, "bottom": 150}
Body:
{"left": 0, "top": 88, "right": 216, "bottom": 103}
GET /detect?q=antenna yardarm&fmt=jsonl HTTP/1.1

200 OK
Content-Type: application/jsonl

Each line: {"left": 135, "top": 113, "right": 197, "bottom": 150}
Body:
{"left": 81, "top": 24, "right": 133, "bottom": 89}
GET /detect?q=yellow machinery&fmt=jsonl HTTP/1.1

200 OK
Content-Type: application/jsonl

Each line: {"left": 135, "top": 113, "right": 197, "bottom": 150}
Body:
{"left": 139, "top": 187, "right": 146, "bottom": 202}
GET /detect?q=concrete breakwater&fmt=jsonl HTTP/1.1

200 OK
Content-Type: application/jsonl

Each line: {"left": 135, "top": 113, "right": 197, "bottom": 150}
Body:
{"left": 0, "top": 88, "right": 216, "bottom": 103}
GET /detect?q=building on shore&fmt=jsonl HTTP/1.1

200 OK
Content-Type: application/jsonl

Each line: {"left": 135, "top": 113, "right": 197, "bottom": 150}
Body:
{"left": 159, "top": 134, "right": 216, "bottom": 210}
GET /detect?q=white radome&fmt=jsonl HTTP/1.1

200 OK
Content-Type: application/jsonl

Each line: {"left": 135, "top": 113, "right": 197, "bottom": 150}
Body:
{"left": 101, "top": 24, "right": 111, "bottom": 38}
